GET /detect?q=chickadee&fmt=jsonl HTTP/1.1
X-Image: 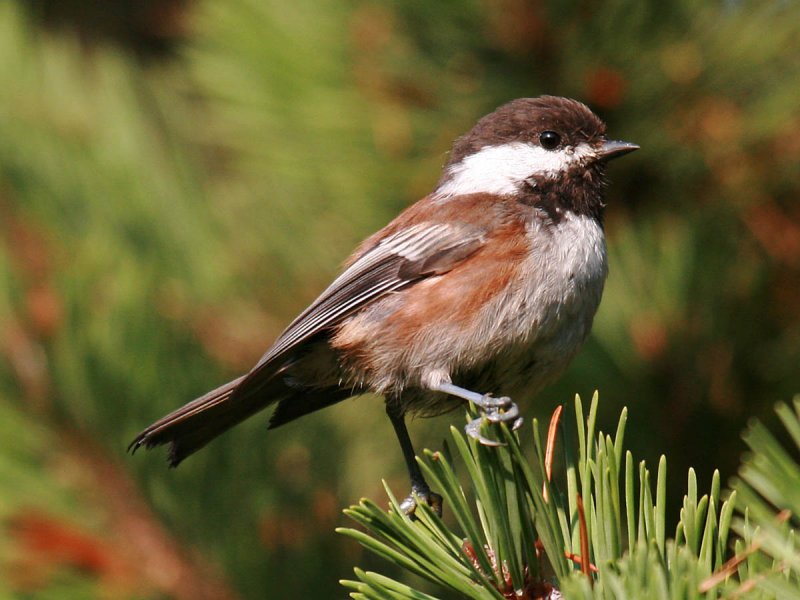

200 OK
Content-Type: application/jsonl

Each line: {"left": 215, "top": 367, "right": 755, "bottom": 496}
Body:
{"left": 130, "top": 96, "right": 637, "bottom": 514}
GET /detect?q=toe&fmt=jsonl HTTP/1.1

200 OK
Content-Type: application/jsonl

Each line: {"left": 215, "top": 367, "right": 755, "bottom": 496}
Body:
{"left": 465, "top": 417, "right": 505, "bottom": 446}
{"left": 483, "top": 403, "right": 520, "bottom": 424}
{"left": 400, "top": 490, "right": 444, "bottom": 517}
{"left": 427, "top": 492, "right": 443, "bottom": 517}
{"left": 473, "top": 394, "right": 513, "bottom": 409}
{"left": 399, "top": 495, "right": 418, "bottom": 515}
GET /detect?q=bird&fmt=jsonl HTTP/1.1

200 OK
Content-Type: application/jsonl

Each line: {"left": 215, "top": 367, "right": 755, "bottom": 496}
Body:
{"left": 130, "top": 96, "right": 638, "bottom": 515}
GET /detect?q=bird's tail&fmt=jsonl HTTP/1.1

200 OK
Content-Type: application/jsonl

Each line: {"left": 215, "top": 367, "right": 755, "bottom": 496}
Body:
{"left": 129, "top": 374, "right": 275, "bottom": 466}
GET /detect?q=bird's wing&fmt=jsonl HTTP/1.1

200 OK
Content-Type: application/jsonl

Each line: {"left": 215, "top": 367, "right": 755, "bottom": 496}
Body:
{"left": 246, "top": 221, "right": 486, "bottom": 378}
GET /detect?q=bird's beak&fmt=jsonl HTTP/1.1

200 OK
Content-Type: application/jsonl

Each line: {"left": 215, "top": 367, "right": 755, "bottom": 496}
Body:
{"left": 597, "top": 140, "right": 639, "bottom": 162}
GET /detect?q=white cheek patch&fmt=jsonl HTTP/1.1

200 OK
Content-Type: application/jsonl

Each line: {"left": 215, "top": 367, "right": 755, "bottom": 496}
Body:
{"left": 435, "top": 141, "right": 596, "bottom": 199}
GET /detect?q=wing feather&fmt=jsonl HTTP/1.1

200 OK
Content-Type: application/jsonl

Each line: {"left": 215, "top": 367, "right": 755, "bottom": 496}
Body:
{"left": 246, "top": 222, "right": 485, "bottom": 376}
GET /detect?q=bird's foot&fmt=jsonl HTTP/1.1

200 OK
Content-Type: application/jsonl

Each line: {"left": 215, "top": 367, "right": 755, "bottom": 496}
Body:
{"left": 465, "top": 395, "right": 524, "bottom": 446}
{"left": 399, "top": 488, "right": 443, "bottom": 518}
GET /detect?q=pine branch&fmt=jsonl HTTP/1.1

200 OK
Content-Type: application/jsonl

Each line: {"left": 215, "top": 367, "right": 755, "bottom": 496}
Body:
{"left": 727, "top": 397, "right": 800, "bottom": 599}
{"left": 337, "top": 393, "right": 800, "bottom": 599}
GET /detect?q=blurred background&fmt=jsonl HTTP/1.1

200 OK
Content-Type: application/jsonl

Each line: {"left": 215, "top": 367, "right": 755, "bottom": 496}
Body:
{"left": 0, "top": 0, "right": 798, "bottom": 597}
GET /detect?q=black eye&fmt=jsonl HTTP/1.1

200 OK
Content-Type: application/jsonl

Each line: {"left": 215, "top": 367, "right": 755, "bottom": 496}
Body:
{"left": 539, "top": 131, "right": 561, "bottom": 150}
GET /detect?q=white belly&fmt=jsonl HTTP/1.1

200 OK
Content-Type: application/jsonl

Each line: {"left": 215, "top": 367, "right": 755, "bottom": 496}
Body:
{"left": 439, "top": 210, "right": 607, "bottom": 400}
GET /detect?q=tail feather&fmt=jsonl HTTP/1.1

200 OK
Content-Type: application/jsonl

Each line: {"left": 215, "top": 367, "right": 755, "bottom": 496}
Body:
{"left": 268, "top": 387, "right": 352, "bottom": 429}
{"left": 131, "top": 369, "right": 357, "bottom": 466}
{"left": 129, "top": 374, "right": 276, "bottom": 466}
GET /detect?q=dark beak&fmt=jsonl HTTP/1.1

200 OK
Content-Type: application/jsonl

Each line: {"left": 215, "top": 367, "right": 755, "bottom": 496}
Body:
{"left": 597, "top": 140, "right": 639, "bottom": 162}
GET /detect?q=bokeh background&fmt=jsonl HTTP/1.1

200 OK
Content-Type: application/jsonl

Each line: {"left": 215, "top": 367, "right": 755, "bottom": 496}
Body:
{"left": 0, "top": 0, "right": 798, "bottom": 597}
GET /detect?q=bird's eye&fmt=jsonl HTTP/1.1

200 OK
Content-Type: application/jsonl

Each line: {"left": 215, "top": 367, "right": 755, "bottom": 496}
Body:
{"left": 539, "top": 131, "right": 561, "bottom": 150}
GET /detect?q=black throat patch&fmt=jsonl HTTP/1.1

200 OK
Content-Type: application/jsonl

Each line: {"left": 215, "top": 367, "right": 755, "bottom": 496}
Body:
{"left": 518, "top": 162, "right": 608, "bottom": 224}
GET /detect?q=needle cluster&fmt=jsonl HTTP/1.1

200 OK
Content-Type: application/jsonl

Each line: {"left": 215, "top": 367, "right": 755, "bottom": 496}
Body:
{"left": 339, "top": 394, "right": 800, "bottom": 599}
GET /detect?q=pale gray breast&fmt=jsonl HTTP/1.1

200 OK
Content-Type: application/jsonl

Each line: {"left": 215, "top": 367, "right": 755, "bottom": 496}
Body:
{"left": 473, "top": 209, "right": 606, "bottom": 353}
{"left": 476, "top": 210, "right": 604, "bottom": 384}
{"left": 409, "top": 210, "right": 608, "bottom": 416}
{"left": 523, "top": 210, "right": 608, "bottom": 330}
{"left": 495, "top": 210, "right": 608, "bottom": 391}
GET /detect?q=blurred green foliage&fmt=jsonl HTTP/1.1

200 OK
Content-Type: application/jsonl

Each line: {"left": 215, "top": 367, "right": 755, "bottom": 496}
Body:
{"left": 0, "top": 0, "right": 798, "bottom": 597}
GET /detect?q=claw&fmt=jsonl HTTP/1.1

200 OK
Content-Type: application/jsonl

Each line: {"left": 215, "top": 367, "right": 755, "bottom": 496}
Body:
{"left": 465, "top": 416, "right": 505, "bottom": 446}
{"left": 465, "top": 397, "right": 524, "bottom": 445}
{"left": 483, "top": 403, "right": 520, "bottom": 424}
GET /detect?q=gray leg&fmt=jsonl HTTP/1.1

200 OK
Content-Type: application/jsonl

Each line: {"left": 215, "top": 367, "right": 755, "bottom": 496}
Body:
{"left": 386, "top": 403, "right": 443, "bottom": 516}
{"left": 431, "top": 382, "right": 524, "bottom": 445}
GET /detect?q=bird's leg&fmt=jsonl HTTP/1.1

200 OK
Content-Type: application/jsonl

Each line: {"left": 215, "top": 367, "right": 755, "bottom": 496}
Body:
{"left": 430, "top": 382, "right": 524, "bottom": 446}
{"left": 386, "top": 403, "right": 443, "bottom": 517}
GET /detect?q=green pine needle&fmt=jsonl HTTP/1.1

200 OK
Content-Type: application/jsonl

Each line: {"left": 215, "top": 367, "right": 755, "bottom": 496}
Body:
{"left": 339, "top": 393, "right": 800, "bottom": 599}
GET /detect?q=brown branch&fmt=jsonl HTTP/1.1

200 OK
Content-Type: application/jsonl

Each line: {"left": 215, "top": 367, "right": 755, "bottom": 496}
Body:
{"left": 576, "top": 494, "right": 593, "bottom": 585}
